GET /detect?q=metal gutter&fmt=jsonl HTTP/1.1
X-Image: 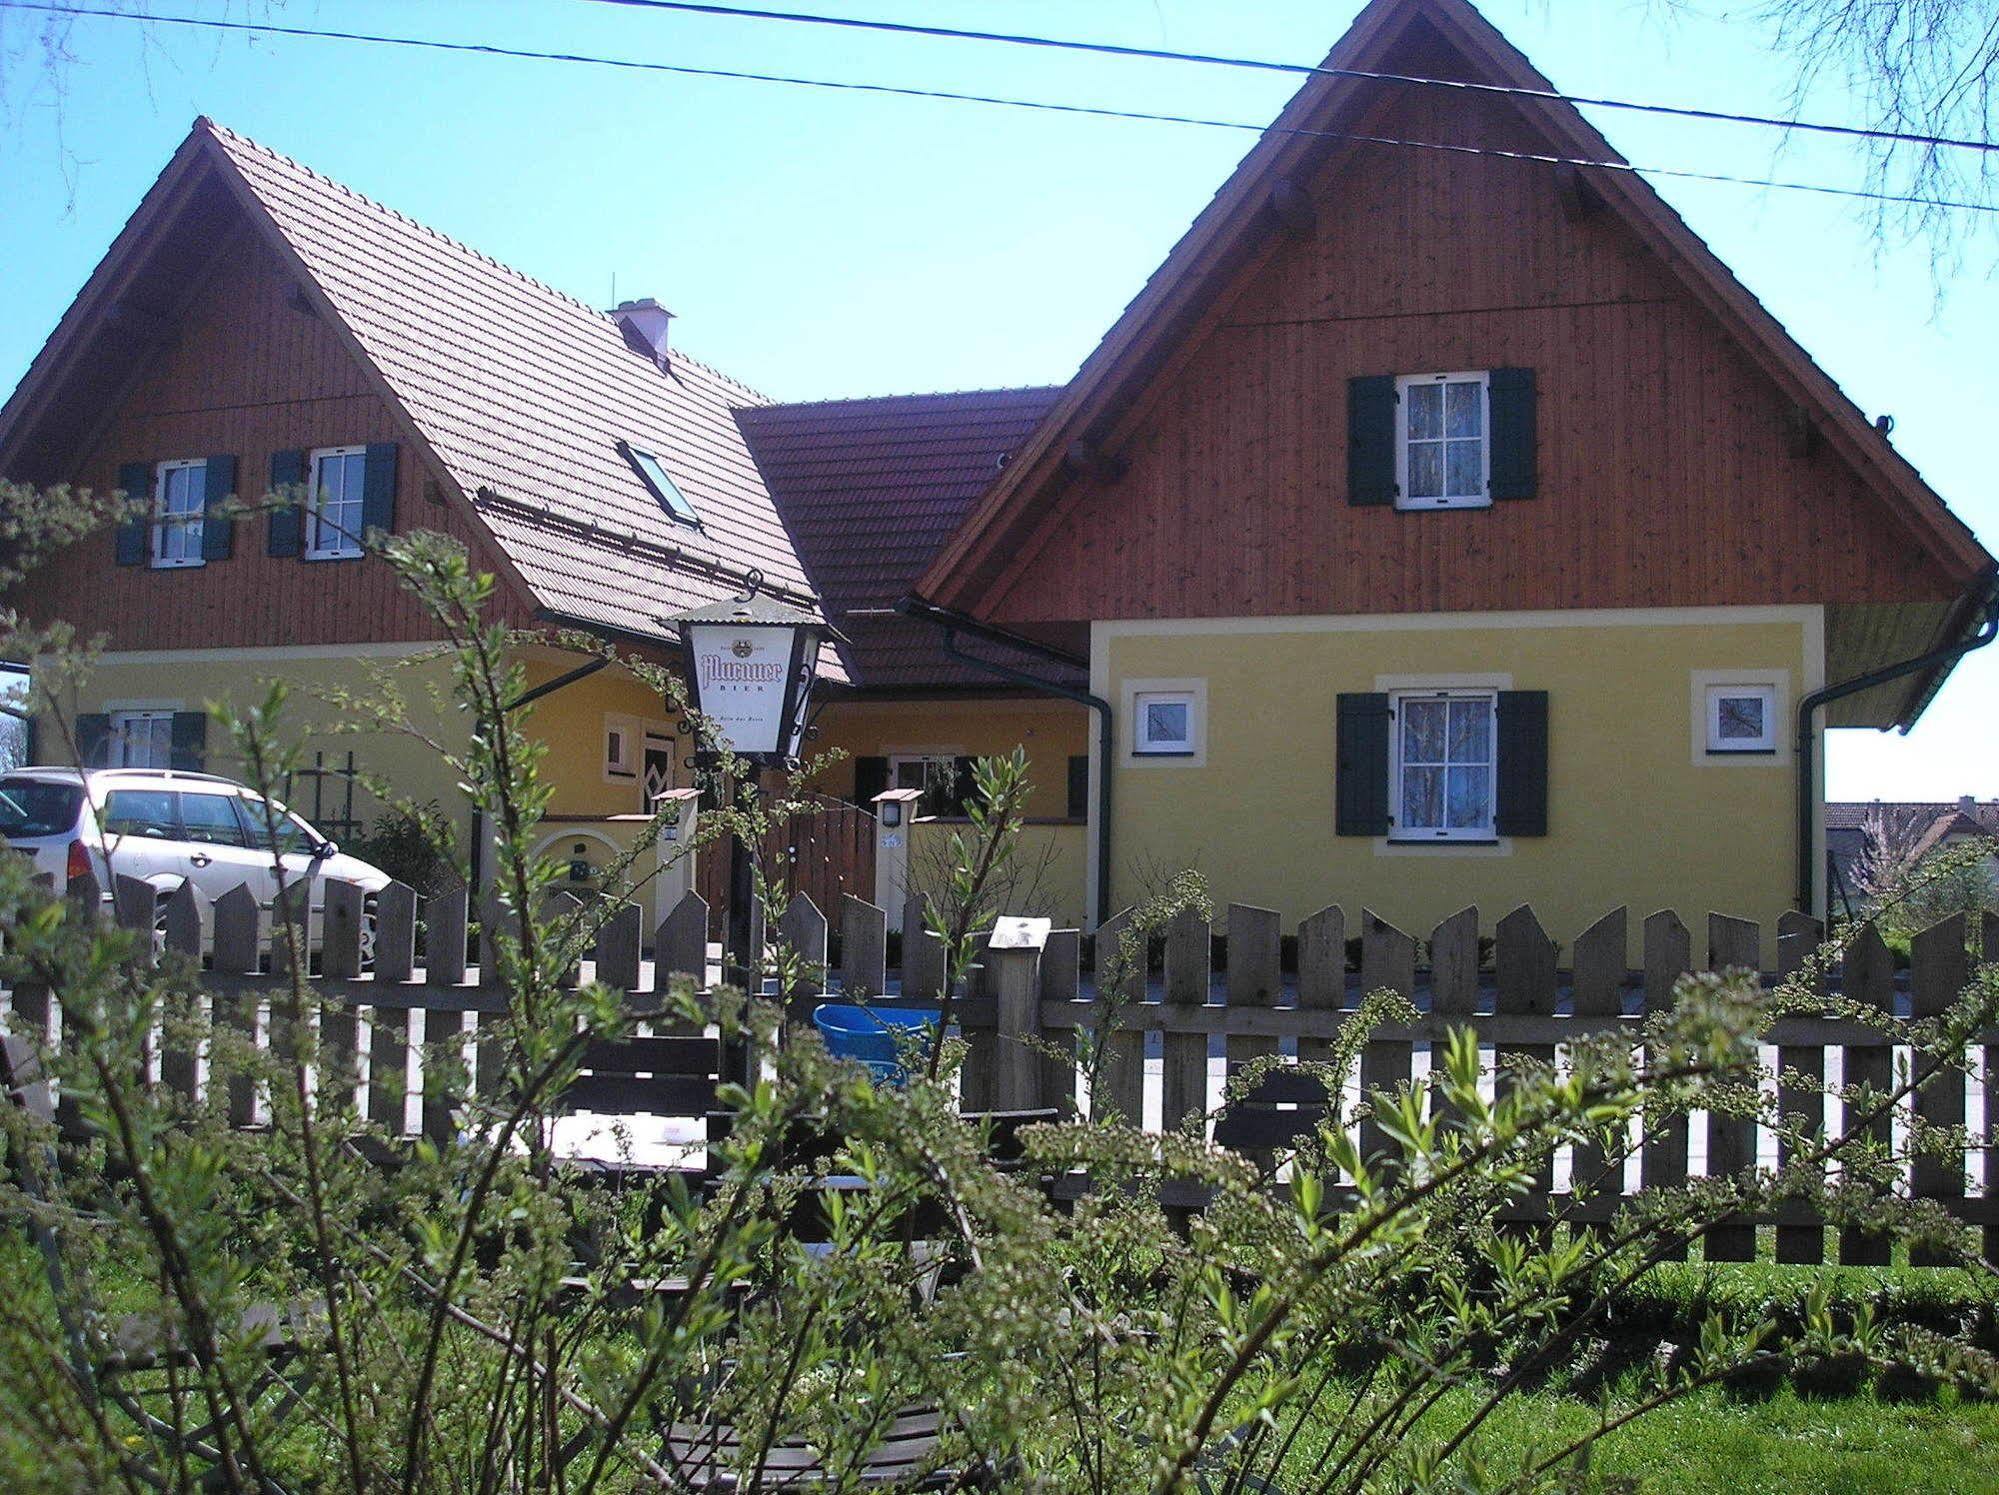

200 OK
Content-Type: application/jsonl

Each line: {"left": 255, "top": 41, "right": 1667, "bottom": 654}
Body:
{"left": 892, "top": 597, "right": 1112, "bottom": 926}
{"left": 1795, "top": 569, "right": 1999, "bottom": 912}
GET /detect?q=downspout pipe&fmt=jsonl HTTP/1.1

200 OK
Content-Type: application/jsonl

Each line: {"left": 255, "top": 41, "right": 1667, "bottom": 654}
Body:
{"left": 1794, "top": 572, "right": 1999, "bottom": 913}
{"left": 893, "top": 597, "right": 1114, "bottom": 926}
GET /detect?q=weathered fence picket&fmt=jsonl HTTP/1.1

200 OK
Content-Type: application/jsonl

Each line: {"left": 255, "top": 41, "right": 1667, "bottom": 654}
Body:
{"left": 8, "top": 869, "right": 1996, "bottom": 1269}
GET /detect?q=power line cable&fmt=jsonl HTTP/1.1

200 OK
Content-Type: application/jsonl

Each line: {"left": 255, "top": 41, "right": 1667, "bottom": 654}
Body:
{"left": 579, "top": 0, "right": 1999, "bottom": 157}
{"left": 7, "top": 0, "right": 1998, "bottom": 216}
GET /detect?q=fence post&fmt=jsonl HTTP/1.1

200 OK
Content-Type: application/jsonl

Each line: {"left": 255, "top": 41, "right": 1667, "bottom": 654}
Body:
{"left": 593, "top": 899, "right": 644, "bottom": 997}
{"left": 159, "top": 881, "right": 205, "bottom": 1099}
{"left": 1296, "top": 905, "right": 1346, "bottom": 1069}
{"left": 1775, "top": 910, "right": 1826, "bottom": 1263}
{"left": 1092, "top": 907, "right": 1144, "bottom": 1124}
{"left": 1224, "top": 903, "right": 1281, "bottom": 1084}
{"left": 1705, "top": 913, "right": 1762, "bottom": 1261}
{"left": 1493, "top": 905, "right": 1556, "bottom": 1213}
{"left": 1162, "top": 907, "right": 1210, "bottom": 1131}
{"left": 1568, "top": 906, "right": 1628, "bottom": 1210}
{"left": 656, "top": 891, "right": 710, "bottom": 985}
{"left": 425, "top": 885, "right": 468, "bottom": 986}
{"left": 988, "top": 916, "right": 1052, "bottom": 1111}
{"left": 1909, "top": 914, "right": 1970, "bottom": 1266}
{"left": 901, "top": 894, "right": 945, "bottom": 1002}
{"left": 1358, "top": 909, "right": 1417, "bottom": 1167}
{"left": 652, "top": 788, "right": 701, "bottom": 933}
{"left": 323, "top": 877, "right": 367, "bottom": 981}
{"left": 1838, "top": 922, "right": 1896, "bottom": 1265}
{"left": 374, "top": 880, "right": 418, "bottom": 986}
{"left": 1984, "top": 911, "right": 1999, "bottom": 1266}
{"left": 1040, "top": 928, "right": 1081, "bottom": 1116}
{"left": 870, "top": 788, "right": 924, "bottom": 914}
{"left": 1640, "top": 910, "right": 1692, "bottom": 1257}
{"left": 840, "top": 894, "right": 888, "bottom": 998}
{"left": 776, "top": 892, "right": 828, "bottom": 1022}
{"left": 958, "top": 932, "right": 996, "bottom": 1112}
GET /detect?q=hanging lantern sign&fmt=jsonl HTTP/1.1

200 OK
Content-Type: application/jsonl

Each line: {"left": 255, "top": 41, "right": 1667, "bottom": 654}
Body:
{"left": 661, "top": 586, "right": 835, "bottom": 764}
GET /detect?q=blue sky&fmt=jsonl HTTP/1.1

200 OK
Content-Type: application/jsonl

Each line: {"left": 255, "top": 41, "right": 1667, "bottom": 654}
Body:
{"left": 2, "top": 0, "right": 1995, "bottom": 803}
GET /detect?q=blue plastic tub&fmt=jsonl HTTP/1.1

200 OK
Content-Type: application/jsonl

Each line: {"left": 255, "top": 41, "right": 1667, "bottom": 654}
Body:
{"left": 812, "top": 1003, "right": 942, "bottom": 1083}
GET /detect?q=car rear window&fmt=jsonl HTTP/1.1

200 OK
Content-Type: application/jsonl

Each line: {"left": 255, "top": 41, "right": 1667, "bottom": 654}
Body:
{"left": 0, "top": 779, "right": 82, "bottom": 839}
{"left": 101, "top": 789, "right": 178, "bottom": 839}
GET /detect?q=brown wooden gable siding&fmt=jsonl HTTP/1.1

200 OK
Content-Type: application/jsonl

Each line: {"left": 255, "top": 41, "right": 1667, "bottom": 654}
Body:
{"left": 982, "top": 78, "right": 1965, "bottom": 626}
{"left": 10, "top": 224, "right": 532, "bottom": 650}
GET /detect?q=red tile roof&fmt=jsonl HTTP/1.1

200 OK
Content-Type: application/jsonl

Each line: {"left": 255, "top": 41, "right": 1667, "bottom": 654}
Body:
{"left": 737, "top": 388, "right": 1071, "bottom": 689}
{"left": 198, "top": 120, "right": 820, "bottom": 644}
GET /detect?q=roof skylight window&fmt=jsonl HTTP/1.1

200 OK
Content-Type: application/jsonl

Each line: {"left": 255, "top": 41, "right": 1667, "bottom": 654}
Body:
{"left": 617, "top": 441, "right": 700, "bottom": 527}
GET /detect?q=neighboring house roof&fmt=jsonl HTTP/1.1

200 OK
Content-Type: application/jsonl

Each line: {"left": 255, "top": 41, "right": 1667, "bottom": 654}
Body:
{"left": 1826, "top": 800, "right": 1999, "bottom": 836}
{"left": 913, "top": 0, "right": 1995, "bottom": 726}
{"left": 0, "top": 118, "right": 822, "bottom": 654}
{"left": 737, "top": 388, "right": 1078, "bottom": 690}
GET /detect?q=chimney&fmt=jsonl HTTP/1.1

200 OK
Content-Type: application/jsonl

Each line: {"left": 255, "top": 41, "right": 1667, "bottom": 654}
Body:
{"left": 1960, "top": 795, "right": 1977, "bottom": 816}
{"left": 612, "top": 297, "right": 675, "bottom": 371}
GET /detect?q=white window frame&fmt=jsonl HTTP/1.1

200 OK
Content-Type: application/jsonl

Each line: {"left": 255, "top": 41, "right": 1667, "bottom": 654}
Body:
{"left": 889, "top": 753, "right": 957, "bottom": 792}
{"left": 1704, "top": 683, "right": 1779, "bottom": 755}
{"left": 1119, "top": 679, "right": 1207, "bottom": 771}
{"left": 1394, "top": 371, "right": 1491, "bottom": 511}
{"left": 604, "top": 712, "right": 641, "bottom": 782}
{"left": 151, "top": 459, "right": 207, "bottom": 568}
{"left": 1690, "top": 671, "right": 1789, "bottom": 765}
{"left": 1388, "top": 688, "right": 1498, "bottom": 842}
{"left": 108, "top": 708, "right": 176, "bottom": 769}
{"left": 305, "top": 445, "right": 367, "bottom": 560}
{"left": 1132, "top": 691, "right": 1197, "bottom": 757}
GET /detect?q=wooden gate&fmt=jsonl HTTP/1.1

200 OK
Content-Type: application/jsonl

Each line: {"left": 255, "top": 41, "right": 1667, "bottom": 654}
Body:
{"left": 698, "top": 793, "right": 876, "bottom": 934}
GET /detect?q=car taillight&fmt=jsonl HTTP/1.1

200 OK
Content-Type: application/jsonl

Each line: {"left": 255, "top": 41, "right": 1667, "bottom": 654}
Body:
{"left": 65, "top": 839, "right": 92, "bottom": 884}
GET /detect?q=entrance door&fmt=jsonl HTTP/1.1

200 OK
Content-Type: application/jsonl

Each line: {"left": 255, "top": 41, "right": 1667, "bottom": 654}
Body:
{"left": 642, "top": 729, "right": 677, "bottom": 808}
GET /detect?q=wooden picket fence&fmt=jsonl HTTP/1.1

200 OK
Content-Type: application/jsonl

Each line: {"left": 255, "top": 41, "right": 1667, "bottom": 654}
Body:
{"left": 9, "top": 870, "right": 1997, "bottom": 1267}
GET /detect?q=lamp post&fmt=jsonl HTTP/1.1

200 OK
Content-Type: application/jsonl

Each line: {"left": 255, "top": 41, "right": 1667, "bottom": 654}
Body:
{"left": 660, "top": 579, "right": 833, "bottom": 992}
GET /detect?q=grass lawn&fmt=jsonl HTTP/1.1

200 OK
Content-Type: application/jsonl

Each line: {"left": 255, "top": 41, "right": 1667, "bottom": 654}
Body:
{"left": 1288, "top": 1382, "right": 1999, "bottom": 1493}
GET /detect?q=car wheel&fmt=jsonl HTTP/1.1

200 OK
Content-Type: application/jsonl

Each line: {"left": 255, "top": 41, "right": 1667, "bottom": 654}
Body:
{"left": 359, "top": 893, "right": 380, "bottom": 974}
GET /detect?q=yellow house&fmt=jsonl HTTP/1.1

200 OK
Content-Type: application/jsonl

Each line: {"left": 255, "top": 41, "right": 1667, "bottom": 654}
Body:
{"left": 910, "top": 0, "right": 1998, "bottom": 961}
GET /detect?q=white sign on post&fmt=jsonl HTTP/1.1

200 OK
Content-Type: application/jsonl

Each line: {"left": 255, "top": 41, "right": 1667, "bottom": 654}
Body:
{"left": 688, "top": 623, "right": 790, "bottom": 756}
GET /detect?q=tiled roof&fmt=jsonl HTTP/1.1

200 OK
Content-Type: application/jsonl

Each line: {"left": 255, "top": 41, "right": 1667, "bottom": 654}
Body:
{"left": 1826, "top": 801, "right": 1999, "bottom": 834}
{"left": 200, "top": 120, "right": 817, "bottom": 642}
{"left": 737, "top": 388, "right": 1071, "bottom": 689}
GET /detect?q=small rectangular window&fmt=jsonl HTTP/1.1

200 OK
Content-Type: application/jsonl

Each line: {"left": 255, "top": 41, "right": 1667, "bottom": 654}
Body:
{"left": 1390, "top": 690, "right": 1496, "bottom": 839}
{"left": 152, "top": 460, "right": 206, "bottom": 567}
{"left": 306, "top": 446, "right": 367, "bottom": 559}
{"left": 618, "top": 441, "right": 700, "bottom": 527}
{"left": 1706, "top": 684, "right": 1777, "bottom": 753}
{"left": 1133, "top": 691, "right": 1196, "bottom": 756}
{"left": 108, "top": 710, "right": 175, "bottom": 769}
{"left": 1395, "top": 372, "right": 1489, "bottom": 510}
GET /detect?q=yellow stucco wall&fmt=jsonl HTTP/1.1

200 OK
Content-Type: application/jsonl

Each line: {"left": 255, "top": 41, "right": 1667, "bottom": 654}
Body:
{"left": 909, "top": 817, "right": 1088, "bottom": 928}
{"left": 1093, "top": 608, "right": 1825, "bottom": 965}
{"left": 808, "top": 696, "right": 1089, "bottom": 820}
{"left": 35, "top": 644, "right": 688, "bottom": 839}
{"left": 37, "top": 645, "right": 469, "bottom": 835}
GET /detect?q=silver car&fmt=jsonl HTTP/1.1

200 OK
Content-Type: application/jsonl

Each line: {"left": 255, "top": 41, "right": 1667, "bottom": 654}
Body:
{"left": 0, "top": 767, "right": 391, "bottom": 952}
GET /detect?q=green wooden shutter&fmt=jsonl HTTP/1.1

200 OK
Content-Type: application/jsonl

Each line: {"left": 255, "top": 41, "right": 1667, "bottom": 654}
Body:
{"left": 1346, "top": 376, "right": 1398, "bottom": 506}
{"left": 115, "top": 462, "right": 151, "bottom": 566}
{"left": 200, "top": 454, "right": 236, "bottom": 561}
{"left": 268, "top": 450, "right": 306, "bottom": 557}
{"left": 1488, "top": 368, "right": 1538, "bottom": 500}
{"left": 169, "top": 711, "right": 207, "bottom": 772}
{"left": 1335, "top": 693, "right": 1392, "bottom": 835}
{"left": 1066, "top": 755, "right": 1090, "bottom": 819}
{"left": 1494, "top": 690, "right": 1549, "bottom": 836}
{"left": 361, "top": 442, "right": 398, "bottom": 538}
{"left": 75, "top": 713, "right": 110, "bottom": 768}
{"left": 853, "top": 755, "right": 888, "bottom": 806}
